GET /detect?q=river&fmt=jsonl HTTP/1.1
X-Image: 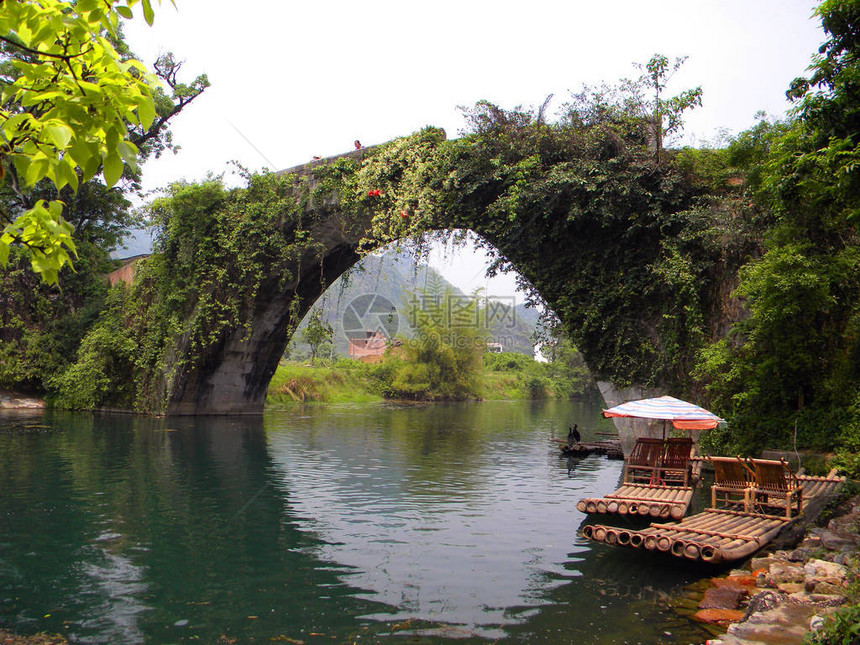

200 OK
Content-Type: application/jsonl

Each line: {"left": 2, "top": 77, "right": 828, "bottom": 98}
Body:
{"left": 0, "top": 400, "right": 716, "bottom": 644}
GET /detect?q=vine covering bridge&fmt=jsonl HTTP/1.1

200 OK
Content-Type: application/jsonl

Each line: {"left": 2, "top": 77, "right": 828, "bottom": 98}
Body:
{"left": 96, "top": 117, "right": 746, "bottom": 419}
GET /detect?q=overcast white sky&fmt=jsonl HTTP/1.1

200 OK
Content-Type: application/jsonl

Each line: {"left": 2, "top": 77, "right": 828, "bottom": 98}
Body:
{"left": 124, "top": 0, "right": 824, "bottom": 298}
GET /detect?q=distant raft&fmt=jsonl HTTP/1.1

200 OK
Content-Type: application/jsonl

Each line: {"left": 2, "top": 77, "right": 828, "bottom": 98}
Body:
{"left": 582, "top": 471, "right": 846, "bottom": 564}
{"left": 551, "top": 438, "right": 624, "bottom": 459}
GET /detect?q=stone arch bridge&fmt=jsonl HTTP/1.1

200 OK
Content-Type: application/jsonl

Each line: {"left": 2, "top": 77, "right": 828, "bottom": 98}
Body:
{"left": 153, "top": 128, "right": 739, "bottom": 418}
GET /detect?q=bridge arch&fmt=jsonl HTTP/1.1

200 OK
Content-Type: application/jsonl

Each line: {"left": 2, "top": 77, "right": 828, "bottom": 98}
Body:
{"left": 114, "top": 123, "right": 735, "bottom": 416}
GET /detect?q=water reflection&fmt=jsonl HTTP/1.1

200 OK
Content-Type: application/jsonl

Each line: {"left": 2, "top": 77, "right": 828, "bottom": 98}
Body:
{"left": 262, "top": 401, "right": 689, "bottom": 641}
{"left": 0, "top": 401, "right": 714, "bottom": 644}
{"left": 0, "top": 411, "right": 389, "bottom": 643}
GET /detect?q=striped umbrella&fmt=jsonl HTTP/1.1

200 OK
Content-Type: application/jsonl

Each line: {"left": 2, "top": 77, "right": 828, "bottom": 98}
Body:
{"left": 602, "top": 395, "right": 724, "bottom": 431}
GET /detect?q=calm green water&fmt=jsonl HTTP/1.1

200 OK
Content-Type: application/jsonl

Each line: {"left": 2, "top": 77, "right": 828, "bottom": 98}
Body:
{"left": 0, "top": 400, "right": 715, "bottom": 644}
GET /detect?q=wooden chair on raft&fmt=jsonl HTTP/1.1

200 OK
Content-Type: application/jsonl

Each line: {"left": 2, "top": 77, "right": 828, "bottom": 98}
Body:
{"left": 659, "top": 437, "right": 694, "bottom": 487}
{"left": 747, "top": 458, "right": 802, "bottom": 519}
{"left": 708, "top": 456, "right": 754, "bottom": 511}
{"left": 623, "top": 438, "right": 665, "bottom": 485}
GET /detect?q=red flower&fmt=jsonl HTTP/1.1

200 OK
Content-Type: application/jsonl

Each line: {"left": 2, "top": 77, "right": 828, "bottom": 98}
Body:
{"left": 400, "top": 211, "right": 409, "bottom": 218}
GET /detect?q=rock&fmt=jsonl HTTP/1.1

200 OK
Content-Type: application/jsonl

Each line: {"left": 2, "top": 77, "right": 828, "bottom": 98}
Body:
{"left": 712, "top": 577, "right": 750, "bottom": 592}
{"left": 699, "top": 586, "right": 746, "bottom": 610}
{"left": 729, "top": 603, "right": 822, "bottom": 644}
{"left": 693, "top": 608, "right": 747, "bottom": 624}
{"left": 744, "top": 590, "right": 784, "bottom": 618}
{"left": 800, "top": 535, "right": 822, "bottom": 550}
{"left": 788, "top": 548, "right": 810, "bottom": 563}
{"left": 726, "top": 574, "right": 758, "bottom": 588}
{"left": 804, "top": 559, "right": 848, "bottom": 581}
{"left": 770, "top": 562, "right": 805, "bottom": 584}
{"left": 810, "top": 614, "right": 826, "bottom": 631}
{"left": 818, "top": 530, "right": 856, "bottom": 550}
{"left": 808, "top": 593, "right": 847, "bottom": 606}
{"left": 707, "top": 637, "right": 756, "bottom": 645}
{"left": 0, "top": 391, "right": 45, "bottom": 409}
{"left": 750, "top": 556, "right": 779, "bottom": 571}
{"left": 826, "top": 517, "right": 859, "bottom": 536}
{"left": 833, "top": 553, "right": 854, "bottom": 566}
{"left": 778, "top": 582, "right": 806, "bottom": 594}
{"left": 811, "top": 581, "right": 845, "bottom": 595}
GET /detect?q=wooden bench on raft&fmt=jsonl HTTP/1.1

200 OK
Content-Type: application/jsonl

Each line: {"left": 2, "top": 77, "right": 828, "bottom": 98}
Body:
{"left": 581, "top": 465, "right": 845, "bottom": 565}
{"left": 709, "top": 456, "right": 803, "bottom": 519}
{"left": 576, "top": 437, "right": 696, "bottom": 521}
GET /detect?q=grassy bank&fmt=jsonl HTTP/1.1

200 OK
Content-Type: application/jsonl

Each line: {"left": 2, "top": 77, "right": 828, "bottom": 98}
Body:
{"left": 267, "top": 361, "right": 384, "bottom": 404}
{"left": 266, "top": 352, "right": 594, "bottom": 405}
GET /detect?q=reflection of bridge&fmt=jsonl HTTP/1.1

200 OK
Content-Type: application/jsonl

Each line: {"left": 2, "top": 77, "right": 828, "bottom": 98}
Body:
{"left": 155, "top": 129, "right": 735, "bottom": 417}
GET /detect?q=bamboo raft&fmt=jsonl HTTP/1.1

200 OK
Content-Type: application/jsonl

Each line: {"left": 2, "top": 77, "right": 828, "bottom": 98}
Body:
{"left": 552, "top": 438, "right": 624, "bottom": 460}
{"left": 576, "top": 482, "right": 695, "bottom": 520}
{"left": 575, "top": 447, "right": 704, "bottom": 520}
{"left": 582, "top": 472, "right": 846, "bottom": 564}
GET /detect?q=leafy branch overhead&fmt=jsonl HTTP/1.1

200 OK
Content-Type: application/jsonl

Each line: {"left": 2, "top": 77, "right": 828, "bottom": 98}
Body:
{"left": 0, "top": 0, "right": 176, "bottom": 283}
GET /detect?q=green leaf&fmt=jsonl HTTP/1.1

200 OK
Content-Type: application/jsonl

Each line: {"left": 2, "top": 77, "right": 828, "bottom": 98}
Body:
{"left": 103, "top": 152, "right": 123, "bottom": 188}
{"left": 137, "top": 97, "right": 156, "bottom": 130}
{"left": 116, "top": 5, "right": 133, "bottom": 19}
{"left": 117, "top": 140, "right": 139, "bottom": 168}
{"left": 141, "top": 0, "right": 155, "bottom": 25}
{"left": 24, "top": 156, "right": 50, "bottom": 186}
{"left": 83, "top": 154, "right": 102, "bottom": 184}
{"left": 2, "top": 112, "right": 34, "bottom": 139}
{"left": 44, "top": 123, "right": 74, "bottom": 149}
{"left": 11, "top": 155, "right": 31, "bottom": 183}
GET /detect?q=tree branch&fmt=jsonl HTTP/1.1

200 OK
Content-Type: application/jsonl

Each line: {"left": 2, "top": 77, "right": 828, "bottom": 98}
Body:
{"left": 0, "top": 34, "right": 91, "bottom": 62}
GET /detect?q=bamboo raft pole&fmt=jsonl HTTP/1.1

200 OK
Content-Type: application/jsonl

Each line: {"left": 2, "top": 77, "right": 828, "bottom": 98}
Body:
{"left": 581, "top": 471, "right": 846, "bottom": 564}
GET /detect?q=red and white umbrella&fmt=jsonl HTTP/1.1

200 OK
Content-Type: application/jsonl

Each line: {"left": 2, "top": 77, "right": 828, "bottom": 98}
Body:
{"left": 602, "top": 395, "right": 724, "bottom": 431}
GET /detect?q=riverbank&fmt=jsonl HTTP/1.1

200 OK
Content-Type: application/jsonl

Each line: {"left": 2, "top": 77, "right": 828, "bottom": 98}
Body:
{"left": 266, "top": 354, "right": 593, "bottom": 405}
{"left": 673, "top": 491, "right": 860, "bottom": 644}
{"left": 0, "top": 391, "right": 45, "bottom": 410}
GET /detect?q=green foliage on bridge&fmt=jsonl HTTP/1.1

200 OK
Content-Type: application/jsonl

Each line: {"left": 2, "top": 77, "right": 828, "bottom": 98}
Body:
{"left": 53, "top": 172, "right": 323, "bottom": 411}
{"left": 309, "top": 103, "right": 746, "bottom": 393}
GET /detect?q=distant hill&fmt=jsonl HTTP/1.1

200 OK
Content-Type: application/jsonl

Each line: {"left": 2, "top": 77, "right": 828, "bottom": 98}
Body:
{"left": 289, "top": 248, "right": 542, "bottom": 359}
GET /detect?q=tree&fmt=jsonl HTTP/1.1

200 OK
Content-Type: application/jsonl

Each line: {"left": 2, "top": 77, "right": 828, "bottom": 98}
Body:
{"left": 0, "top": 0, "right": 165, "bottom": 283}
{"left": 695, "top": 1, "right": 860, "bottom": 456}
{"left": 0, "top": 3, "right": 207, "bottom": 396}
{"left": 564, "top": 54, "right": 702, "bottom": 162}
{"left": 633, "top": 54, "right": 703, "bottom": 161}
{"left": 389, "top": 281, "right": 485, "bottom": 400}
{"left": 302, "top": 308, "right": 333, "bottom": 366}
